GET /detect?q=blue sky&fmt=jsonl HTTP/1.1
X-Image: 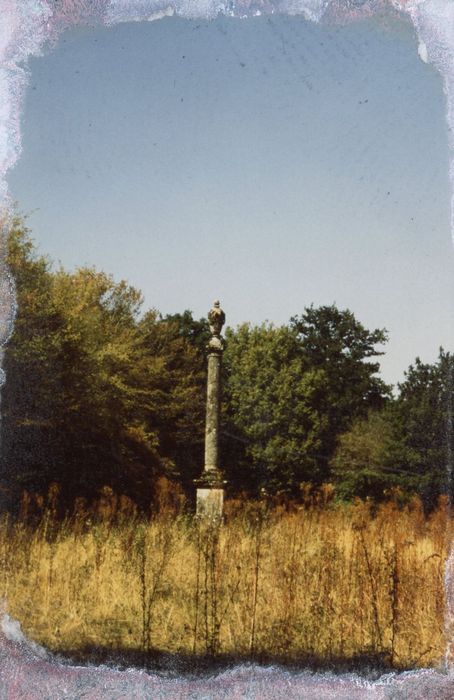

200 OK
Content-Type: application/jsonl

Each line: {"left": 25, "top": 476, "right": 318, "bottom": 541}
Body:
{"left": 7, "top": 13, "right": 454, "bottom": 385}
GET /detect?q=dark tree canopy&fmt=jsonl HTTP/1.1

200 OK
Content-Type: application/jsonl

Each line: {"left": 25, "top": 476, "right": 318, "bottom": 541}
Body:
{"left": 0, "top": 220, "right": 205, "bottom": 511}
{"left": 394, "top": 350, "right": 454, "bottom": 508}
{"left": 290, "top": 305, "right": 390, "bottom": 474}
{"left": 331, "top": 350, "right": 454, "bottom": 509}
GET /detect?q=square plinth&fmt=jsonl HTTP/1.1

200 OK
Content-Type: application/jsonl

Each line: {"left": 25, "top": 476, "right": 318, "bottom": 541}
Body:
{"left": 196, "top": 487, "right": 224, "bottom": 520}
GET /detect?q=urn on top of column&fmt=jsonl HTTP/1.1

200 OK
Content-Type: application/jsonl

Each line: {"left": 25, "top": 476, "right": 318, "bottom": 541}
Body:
{"left": 207, "top": 300, "right": 225, "bottom": 350}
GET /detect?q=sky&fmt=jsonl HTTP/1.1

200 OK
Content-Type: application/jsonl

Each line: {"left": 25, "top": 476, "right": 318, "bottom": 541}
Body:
{"left": 6, "top": 11, "right": 454, "bottom": 386}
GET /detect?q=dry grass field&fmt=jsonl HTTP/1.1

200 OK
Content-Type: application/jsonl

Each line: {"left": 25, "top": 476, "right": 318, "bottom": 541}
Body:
{"left": 0, "top": 491, "right": 450, "bottom": 669}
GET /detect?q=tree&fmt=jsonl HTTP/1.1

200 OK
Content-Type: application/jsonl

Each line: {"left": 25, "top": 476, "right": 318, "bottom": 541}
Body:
{"left": 139, "top": 310, "right": 206, "bottom": 492}
{"left": 0, "top": 220, "right": 205, "bottom": 511}
{"left": 0, "top": 218, "right": 66, "bottom": 509}
{"left": 222, "top": 306, "right": 390, "bottom": 497}
{"left": 290, "top": 305, "right": 390, "bottom": 476}
{"left": 159, "top": 310, "right": 210, "bottom": 358}
{"left": 332, "top": 350, "right": 454, "bottom": 508}
{"left": 223, "top": 322, "right": 325, "bottom": 495}
{"left": 330, "top": 410, "right": 417, "bottom": 501}
{"left": 392, "top": 350, "right": 454, "bottom": 508}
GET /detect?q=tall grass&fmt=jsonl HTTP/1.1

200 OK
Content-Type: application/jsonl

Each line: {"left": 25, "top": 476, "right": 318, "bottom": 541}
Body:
{"left": 0, "top": 493, "right": 449, "bottom": 668}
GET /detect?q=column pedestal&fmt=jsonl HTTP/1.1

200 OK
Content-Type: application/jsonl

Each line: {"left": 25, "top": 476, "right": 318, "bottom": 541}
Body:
{"left": 195, "top": 470, "right": 225, "bottom": 521}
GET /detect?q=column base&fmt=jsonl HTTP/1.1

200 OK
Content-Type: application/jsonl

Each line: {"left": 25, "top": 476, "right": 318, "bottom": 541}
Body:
{"left": 194, "top": 470, "right": 226, "bottom": 520}
{"left": 195, "top": 487, "right": 224, "bottom": 521}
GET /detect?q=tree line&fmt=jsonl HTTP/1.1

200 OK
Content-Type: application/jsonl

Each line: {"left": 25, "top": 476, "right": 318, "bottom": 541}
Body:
{"left": 0, "top": 218, "right": 452, "bottom": 512}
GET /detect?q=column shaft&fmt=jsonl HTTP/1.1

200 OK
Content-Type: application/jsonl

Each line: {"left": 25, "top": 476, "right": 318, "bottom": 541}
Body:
{"left": 204, "top": 351, "right": 221, "bottom": 472}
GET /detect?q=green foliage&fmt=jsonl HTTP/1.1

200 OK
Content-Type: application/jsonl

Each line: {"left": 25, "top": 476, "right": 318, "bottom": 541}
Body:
{"left": 331, "top": 350, "right": 454, "bottom": 508}
{"left": 0, "top": 219, "right": 204, "bottom": 509}
{"left": 223, "top": 323, "right": 325, "bottom": 494}
{"left": 160, "top": 310, "right": 210, "bottom": 358}
{"left": 139, "top": 311, "right": 206, "bottom": 491}
{"left": 223, "top": 307, "right": 390, "bottom": 496}
{"left": 393, "top": 350, "right": 454, "bottom": 508}
{"left": 2, "top": 219, "right": 451, "bottom": 510}
{"left": 331, "top": 410, "right": 415, "bottom": 501}
{"left": 290, "top": 305, "right": 390, "bottom": 470}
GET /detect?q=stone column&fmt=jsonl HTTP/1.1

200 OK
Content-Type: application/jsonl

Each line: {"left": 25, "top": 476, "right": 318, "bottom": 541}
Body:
{"left": 195, "top": 300, "right": 226, "bottom": 520}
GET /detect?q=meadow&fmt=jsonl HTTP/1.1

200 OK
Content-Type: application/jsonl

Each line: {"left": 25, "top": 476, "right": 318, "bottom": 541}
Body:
{"left": 0, "top": 488, "right": 449, "bottom": 670}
